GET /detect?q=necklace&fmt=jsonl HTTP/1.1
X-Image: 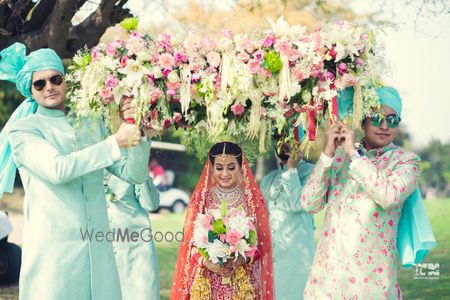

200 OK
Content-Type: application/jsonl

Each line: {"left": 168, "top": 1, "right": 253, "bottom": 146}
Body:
{"left": 211, "top": 185, "right": 244, "bottom": 208}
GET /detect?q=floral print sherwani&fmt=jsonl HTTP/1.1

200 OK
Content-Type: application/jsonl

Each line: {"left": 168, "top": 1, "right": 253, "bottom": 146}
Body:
{"left": 301, "top": 144, "right": 420, "bottom": 300}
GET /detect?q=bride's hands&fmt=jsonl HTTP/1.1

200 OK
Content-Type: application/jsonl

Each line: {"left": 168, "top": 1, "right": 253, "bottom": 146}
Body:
{"left": 223, "top": 255, "right": 247, "bottom": 269}
{"left": 203, "top": 260, "right": 234, "bottom": 277}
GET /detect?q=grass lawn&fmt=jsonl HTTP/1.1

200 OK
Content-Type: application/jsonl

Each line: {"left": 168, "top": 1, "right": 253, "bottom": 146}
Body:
{"left": 154, "top": 199, "right": 450, "bottom": 300}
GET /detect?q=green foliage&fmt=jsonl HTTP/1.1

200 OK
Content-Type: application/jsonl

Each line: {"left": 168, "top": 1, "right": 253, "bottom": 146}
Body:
{"left": 417, "top": 139, "right": 450, "bottom": 195}
{"left": 0, "top": 81, "right": 23, "bottom": 130}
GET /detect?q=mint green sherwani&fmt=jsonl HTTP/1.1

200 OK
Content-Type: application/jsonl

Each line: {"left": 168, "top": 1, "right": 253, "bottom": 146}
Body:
{"left": 260, "top": 161, "right": 315, "bottom": 300}
{"left": 106, "top": 174, "right": 161, "bottom": 300}
{"left": 8, "top": 106, "right": 151, "bottom": 300}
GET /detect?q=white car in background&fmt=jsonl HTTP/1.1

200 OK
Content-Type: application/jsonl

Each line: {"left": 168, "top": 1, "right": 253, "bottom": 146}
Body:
{"left": 155, "top": 170, "right": 190, "bottom": 213}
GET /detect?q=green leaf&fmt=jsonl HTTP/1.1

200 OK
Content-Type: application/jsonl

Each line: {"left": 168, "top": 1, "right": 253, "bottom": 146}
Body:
{"left": 212, "top": 219, "right": 227, "bottom": 234}
{"left": 247, "top": 230, "right": 257, "bottom": 245}
{"left": 208, "top": 230, "right": 218, "bottom": 243}
{"left": 198, "top": 248, "right": 209, "bottom": 259}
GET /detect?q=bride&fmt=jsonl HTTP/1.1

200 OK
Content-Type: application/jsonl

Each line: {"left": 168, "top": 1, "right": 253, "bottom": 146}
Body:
{"left": 171, "top": 141, "right": 274, "bottom": 300}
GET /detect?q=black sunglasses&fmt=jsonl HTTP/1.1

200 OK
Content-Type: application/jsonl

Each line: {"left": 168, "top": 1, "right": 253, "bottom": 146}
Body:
{"left": 32, "top": 74, "right": 64, "bottom": 91}
{"left": 370, "top": 113, "right": 401, "bottom": 129}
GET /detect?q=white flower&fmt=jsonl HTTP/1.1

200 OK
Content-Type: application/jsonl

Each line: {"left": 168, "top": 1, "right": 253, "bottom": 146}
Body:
{"left": 226, "top": 213, "right": 252, "bottom": 238}
{"left": 235, "top": 239, "right": 252, "bottom": 258}
{"left": 268, "top": 17, "right": 306, "bottom": 40}
{"left": 118, "top": 59, "right": 150, "bottom": 86}
{"left": 205, "top": 239, "right": 229, "bottom": 264}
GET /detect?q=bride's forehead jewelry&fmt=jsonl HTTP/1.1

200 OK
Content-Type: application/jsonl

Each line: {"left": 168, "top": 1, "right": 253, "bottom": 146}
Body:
{"left": 211, "top": 143, "right": 242, "bottom": 163}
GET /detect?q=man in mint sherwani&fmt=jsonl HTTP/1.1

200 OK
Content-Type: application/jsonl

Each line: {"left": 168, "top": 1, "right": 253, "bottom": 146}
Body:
{"left": 0, "top": 43, "right": 150, "bottom": 299}
{"left": 105, "top": 172, "right": 161, "bottom": 300}
{"left": 260, "top": 130, "right": 315, "bottom": 300}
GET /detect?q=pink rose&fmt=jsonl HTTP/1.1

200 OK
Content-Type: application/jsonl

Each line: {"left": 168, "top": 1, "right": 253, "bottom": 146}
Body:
{"left": 231, "top": 103, "right": 245, "bottom": 117}
{"left": 105, "top": 75, "right": 119, "bottom": 89}
{"left": 163, "top": 119, "right": 172, "bottom": 128}
{"left": 275, "top": 40, "right": 290, "bottom": 55}
{"left": 206, "top": 51, "right": 221, "bottom": 68}
{"left": 99, "top": 87, "right": 112, "bottom": 99}
{"left": 253, "top": 50, "right": 265, "bottom": 61}
{"left": 158, "top": 53, "right": 175, "bottom": 70}
{"left": 106, "top": 42, "right": 119, "bottom": 57}
{"left": 172, "top": 112, "right": 182, "bottom": 123}
{"left": 166, "top": 89, "right": 177, "bottom": 97}
{"left": 120, "top": 56, "right": 128, "bottom": 68}
{"left": 225, "top": 229, "right": 242, "bottom": 246}
{"left": 292, "top": 68, "right": 304, "bottom": 82}
{"left": 237, "top": 52, "right": 250, "bottom": 63}
{"left": 262, "top": 33, "right": 276, "bottom": 48}
{"left": 174, "top": 52, "right": 188, "bottom": 64}
{"left": 150, "top": 88, "right": 162, "bottom": 102}
{"left": 337, "top": 62, "right": 347, "bottom": 76}
{"left": 248, "top": 59, "right": 261, "bottom": 74}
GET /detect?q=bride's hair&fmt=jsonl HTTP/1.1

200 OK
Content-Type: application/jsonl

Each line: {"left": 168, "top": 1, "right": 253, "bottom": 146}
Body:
{"left": 208, "top": 141, "right": 243, "bottom": 166}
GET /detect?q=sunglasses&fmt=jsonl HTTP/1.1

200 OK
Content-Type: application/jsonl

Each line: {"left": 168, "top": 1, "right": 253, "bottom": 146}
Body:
{"left": 32, "top": 74, "right": 64, "bottom": 91}
{"left": 370, "top": 113, "right": 401, "bottom": 128}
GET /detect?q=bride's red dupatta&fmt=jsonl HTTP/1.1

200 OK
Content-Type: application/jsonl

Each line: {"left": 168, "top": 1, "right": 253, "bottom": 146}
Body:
{"left": 170, "top": 155, "right": 274, "bottom": 300}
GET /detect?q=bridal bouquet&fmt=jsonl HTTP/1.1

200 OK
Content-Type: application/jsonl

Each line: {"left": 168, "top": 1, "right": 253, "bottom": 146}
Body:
{"left": 193, "top": 202, "right": 257, "bottom": 266}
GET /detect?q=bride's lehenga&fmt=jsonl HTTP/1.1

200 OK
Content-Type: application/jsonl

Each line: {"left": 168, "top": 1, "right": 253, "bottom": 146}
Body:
{"left": 170, "top": 155, "right": 274, "bottom": 300}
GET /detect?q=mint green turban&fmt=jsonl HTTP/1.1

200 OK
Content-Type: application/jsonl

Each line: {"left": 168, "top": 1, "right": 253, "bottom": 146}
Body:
{"left": 0, "top": 42, "right": 65, "bottom": 98}
{"left": 337, "top": 86, "right": 403, "bottom": 118}
{"left": 0, "top": 43, "right": 64, "bottom": 196}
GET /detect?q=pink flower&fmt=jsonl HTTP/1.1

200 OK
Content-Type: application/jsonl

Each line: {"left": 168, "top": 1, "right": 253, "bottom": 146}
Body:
{"left": 106, "top": 42, "right": 119, "bottom": 57}
{"left": 275, "top": 40, "right": 291, "bottom": 55}
{"left": 120, "top": 56, "right": 128, "bottom": 68}
{"left": 329, "top": 46, "right": 337, "bottom": 59}
{"left": 253, "top": 50, "right": 265, "bottom": 61}
{"left": 225, "top": 229, "right": 242, "bottom": 246}
{"left": 191, "top": 72, "right": 201, "bottom": 83}
{"left": 166, "top": 89, "right": 177, "bottom": 97}
{"left": 163, "top": 119, "right": 172, "bottom": 128}
{"left": 355, "top": 57, "right": 365, "bottom": 67}
{"left": 172, "top": 112, "right": 182, "bottom": 123}
{"left": 105, "top": 75, "right": 119, "bottom": 89}
{"left": 162, "top": 69, "right": 171, "bottom": 77}
{"left": 388, "top": 220, "right": 394, "bottom": 227}
{"left": 99, "top": 87, "right": 112, "bottom": 99}
{"left": 231, "top": 103, "right": 245, "bottom": 117}
{"left": 363, "top": 277, "right": 369, "bottom": 283}
{"left": 166, "top": 81, "right": 181, "bottom": 90}
{"left": 237, "top": 52, "right": 250, "bottom": 63}
{"left": 292, "top": 68, "right": 304, "bottom": 82}
{"left": 247, "top": 220, "right": 255, "bottom": 230}
{"left": 126, "top": 35, "right": 145, "bottom": 55}
{"left": 245, "top": 245, "right": 257, "bottom": 257}
{"left": 158, "top": 53, "right": 175, "bottom": 70}
{"left": 373, "top": 212, "right": 379, "bottom": 218}
{"left": 338, "top": 62, "right": 347, "bottom": 76}
{"left": 219, "top": 234, "right": 226, "bottom": 242}
{"left": 206, "top": 51, "right": 221, "bottom": 68}
{"left": 349, "top": 277, "right": 356, "bottom": 284}
{"left": 262, "top": 33, "right": 276, "bottom": 48}
{"left": 288, "top": 48, "right": 300, "bottom": 61}
{"left": 248, "top": 59, "right": 261, "bottom": 74}
{"left": 150, "top": 88, "right": 162, "bottom": 102}
{"left": 174, "top": 52, "right": 188, "bottom": 64}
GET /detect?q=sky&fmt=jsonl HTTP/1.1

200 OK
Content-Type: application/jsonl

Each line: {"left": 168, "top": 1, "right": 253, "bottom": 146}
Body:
{"left": 78, "top": 0, "right": 450, "bottom": 148}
